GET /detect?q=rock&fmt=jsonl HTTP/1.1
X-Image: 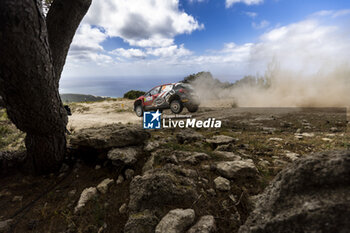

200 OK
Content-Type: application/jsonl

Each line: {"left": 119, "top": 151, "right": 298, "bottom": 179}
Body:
{"left": 238, "top": 150, "right": 350, "bottom": 233}
{"left": 68, "top": 189, "right": 77, "bottom": 198}
{"left": 75, "top": 187, "right": 97, "bottom": 213}
{"left": 142, "top": 154, "right": 155, "bottom": 173}
{"left": 179, "top": 152, "right": 210, "bottom": 165}
{"left": 268, "top": 138, "right": 283, "bottom": 142}
{"left": 206, "top": 135, "right": 237, "bottom": 147}
{"left": 128, "top": 171, "right": 198, "bottom": 213}
{"left": 258, "top": 160, "right": 270, "bottom": 167}
{"left": 69, "top": 124, "right": 150, "bottom": 150}
{"left": 207, "top": 188, "right": 216, "bottom": 196}
{"left": 187, "top": 215, "right": 216, "bottom": 233}
{"left": 12, "top": 196, "right": 23, "bottom": 202}
{"left": 125, "top": 169, "right": 135, "bottom": 180}
{"left": 124, "top": 209, "right": 159, "bottom": 233}
{"left": 144, "top": 141, "right": 160, "bottom": 152}
{"left": 322, "top": 138, "right": 333, "bottom": 142}
{"left": 0, "top": 219, "right": 13, "bottom": 233}
{"left": 107, "top": 147, "right": 141, "bottom": 165}
{"left": 214, "top": 176, "right": 231, "bottom": 191}
{"left": 215, "top": 143, "right": 235, "bottom": 152}
{"left": 214, "top": 151, "right": 241, "bottom": 160}
{"left": 119, "top": 203, "right": 127, "bottom": 214}
{"left": 155, "top": 209, "right": 195, "bottom": 233}
{"left": 284, "top": 151, "right": 300, "bottom": 161}
{"left": 96, "top": 178, "right": 114, "bottom": 194}
{"left": 95, "top": 165, "right": 101, "bottom": 170}
{"left": 216, "top": 160, "right": 257, "bottom": 179}
{"left": 116, "top": 175, "right": 124, "bottom": 184}
{"left": 176, "top": 129, "right": 204, "bottom": 144}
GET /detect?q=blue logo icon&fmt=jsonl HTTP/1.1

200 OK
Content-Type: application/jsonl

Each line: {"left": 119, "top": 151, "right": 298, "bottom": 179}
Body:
{"left": 143, "top": 110, "right": 161, "bottom": 129}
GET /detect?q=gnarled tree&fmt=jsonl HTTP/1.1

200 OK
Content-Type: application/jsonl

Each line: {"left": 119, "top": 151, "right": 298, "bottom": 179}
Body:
{"left": 0, "top": 0, "right": 91, "bottom": 173}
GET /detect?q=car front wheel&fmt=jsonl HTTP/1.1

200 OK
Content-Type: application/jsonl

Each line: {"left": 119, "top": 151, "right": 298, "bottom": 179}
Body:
{"left": 170, "top": 100, "right": 183, "bottom": 114}
{"left": 135, "top": 105, "right": 143, "bottom": 117}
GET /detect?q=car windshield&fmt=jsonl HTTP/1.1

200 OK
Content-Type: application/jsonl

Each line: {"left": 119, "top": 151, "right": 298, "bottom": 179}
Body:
{"left": 161, "top": 84, "right": 173, "bottom": 93}
{"left": 149, "top": 86, "right": 160, "bottom": 95}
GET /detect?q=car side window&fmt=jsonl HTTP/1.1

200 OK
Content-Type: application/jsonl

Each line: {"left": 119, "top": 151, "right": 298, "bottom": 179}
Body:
{"left": 150, "top": 87, "right": 160, "bottom": 95}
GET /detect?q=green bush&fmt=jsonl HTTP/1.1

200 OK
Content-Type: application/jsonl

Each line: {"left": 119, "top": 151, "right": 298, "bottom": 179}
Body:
{"left": 123, "top": 90, "right": 145, "bottom": 99}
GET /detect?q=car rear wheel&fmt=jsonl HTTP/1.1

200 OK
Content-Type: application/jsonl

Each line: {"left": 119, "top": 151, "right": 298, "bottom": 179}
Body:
{"left": 170, "top": 100, "right": 183, "bottom": 114}
{"left": 135, "top": 105, "right": 143, "bottom": 117}
{"left": 187, "top": 104, "right": 199, "bottom": 113}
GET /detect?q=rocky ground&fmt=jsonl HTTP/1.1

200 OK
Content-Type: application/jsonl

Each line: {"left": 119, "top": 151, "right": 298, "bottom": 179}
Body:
{"left": 0, "top": 100, "right": 349, "bottom": 232}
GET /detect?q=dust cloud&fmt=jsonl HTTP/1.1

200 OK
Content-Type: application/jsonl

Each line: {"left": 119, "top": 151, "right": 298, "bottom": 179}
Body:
{"left": 190, "top": 64, "right": 350, "bottom": 108}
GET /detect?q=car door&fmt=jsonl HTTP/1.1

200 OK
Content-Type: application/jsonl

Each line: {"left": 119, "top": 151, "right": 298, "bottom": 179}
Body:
{"left": 143, "top": 86, "right": 161, "bottom": 108}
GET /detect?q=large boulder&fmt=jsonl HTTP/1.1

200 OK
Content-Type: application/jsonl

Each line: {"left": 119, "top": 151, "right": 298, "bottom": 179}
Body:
{"left": 107, "top": 146, "right": 141, "bottom": 165}
{"left": 69, "top": 124, "right": 150, "bottom": 150}
{"left": 155, "top": 209, "right": 195, "bottom": 233}
{"left": 239, "top": 150, "right": 350, "bottom": 233}
{"left": 216, "top": 160, "right": 257, "bottom": 179}
{"left": 128, "top": 168, "right": 198, "bottom": 213}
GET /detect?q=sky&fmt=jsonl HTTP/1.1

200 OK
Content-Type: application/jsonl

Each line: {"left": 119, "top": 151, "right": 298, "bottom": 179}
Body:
{"left": 61, "top": 0, "right": 350, "bottom": 91}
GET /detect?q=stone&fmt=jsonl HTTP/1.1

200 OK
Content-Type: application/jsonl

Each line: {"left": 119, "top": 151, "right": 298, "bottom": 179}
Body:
{"left": 187, "top": 215, "right": 216, "bottom": 233}
{"left": 124, "top": 209, "right": 159, "bottom": 233}
{"left": 12, "top": 196, "right": 23, "bottom": 202}
{"left": 268, "top": 138, "right": 283, "bottom": 142}
{"left": 95, "top": 165, "right": 101, "bottom": 170}
{"left": 238, "top": 150, "right": 350, "bottom": 233}
{"left": 96, "top": 178, "right": 114, "bottom": 194}
{"left": 176, "top": 129, "right": 204, "bottom": 144}
{"left": 75, "top": 187, "right": 97, "bottom": 213}
{"left": 119, "top": 203, "right": 127, "bottom": 214}
{"left": 214, "top": 176, "right": 231, "bottom": 191}
{"left": 214, "top": 151, "right": 241, "bottom": 160}
{"left": 284, "top": 151, "right": 300, "bottom": 161}
{"left": 206, "top": 135, "right": 237, "bottom": 147}
{"left": 69, "top": 124, "right": 150, "bottom": 150}
{"left": 216, "top": 160, "right": 257, "bottom": 179}
{"left": 108, "top": 147, "right": 141, "bottom": 165}
{"left": 322, "top": 138, "right": 333, "bottom": 142}
{"left": 207, "top": 188, "right": 216, "bottom": 196}
{"left": 179, "top": 152, "right": 210, "bottom": 165}
{"left": 68, "top": 189, "right": 77, "bottom": 198}
{"left": 128, "top": 172, "right": 198, "bottom": 213}
{"left": 155, "top": 209, "right": 195, "bottom": 233}
{"left": 144, "top": 141, "right": 160, "bottom": 152}
{"left": 0, "top": 219, "right": 13, "bottom": 233}
{"left": 116, "top": 175, "right": 124, "bottom": 184}
{"left": 125, "top": 169, "right": 135, "bottom": 180}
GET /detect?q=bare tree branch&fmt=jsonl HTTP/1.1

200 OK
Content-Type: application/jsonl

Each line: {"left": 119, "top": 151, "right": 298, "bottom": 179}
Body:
{"left": 46, "top": 0, "right": 92, "bottom": 83}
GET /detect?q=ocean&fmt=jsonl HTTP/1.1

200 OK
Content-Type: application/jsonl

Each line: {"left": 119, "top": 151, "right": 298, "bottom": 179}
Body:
{"left": 59, "top": 76, "right": 183, "bottom": 97}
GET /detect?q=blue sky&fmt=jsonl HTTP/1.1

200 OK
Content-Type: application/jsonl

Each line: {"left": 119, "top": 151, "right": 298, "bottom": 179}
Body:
{"left": 61, "top": 0, "right": 350, "bottom": 85}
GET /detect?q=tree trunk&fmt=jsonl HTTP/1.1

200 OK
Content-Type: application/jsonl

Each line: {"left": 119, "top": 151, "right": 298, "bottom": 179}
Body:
{"left": 0, "top": 0, "right": 91, "bottom": 173}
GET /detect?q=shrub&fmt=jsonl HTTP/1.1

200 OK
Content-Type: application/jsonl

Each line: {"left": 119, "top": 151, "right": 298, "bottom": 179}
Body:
{"left": 123, "top": 90, "right": 145, "bottom": 99}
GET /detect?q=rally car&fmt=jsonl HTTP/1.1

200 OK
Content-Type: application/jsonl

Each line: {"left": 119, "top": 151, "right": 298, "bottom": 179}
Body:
{"left": 134, "top": 82, "right": 199, "bottom": 117}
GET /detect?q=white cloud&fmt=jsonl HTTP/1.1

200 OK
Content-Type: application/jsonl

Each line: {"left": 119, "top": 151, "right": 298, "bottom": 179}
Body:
{"left": 64, "top": 9, "right": 350, "bottom": 78}
{"left": 311, "top": 9, "right": 350, "bottom": 18}
{"left": 147, "top": 44, "right": 192, "bottom": 57}
{"left": 110, "top": 48, "right": 146, "bottom": 59}
{"left": 70, "top": 24, "right": 107, "bottom": 52}
{"left": 226, "top": 0, "right": 263, "bottom": 8}
{"left": 83, "top": 0, "right": 204, "bottom": 48}
{"left": 244, "top": 11, "right": 258, "bottom": 18}
{"left": 252, "top": 20, "right": 270, "bottom": 29}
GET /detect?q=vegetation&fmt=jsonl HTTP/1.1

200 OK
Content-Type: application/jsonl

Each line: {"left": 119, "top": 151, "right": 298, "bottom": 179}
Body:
{"left": 123, "top": 90, "right": 145, "bottom": 100}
